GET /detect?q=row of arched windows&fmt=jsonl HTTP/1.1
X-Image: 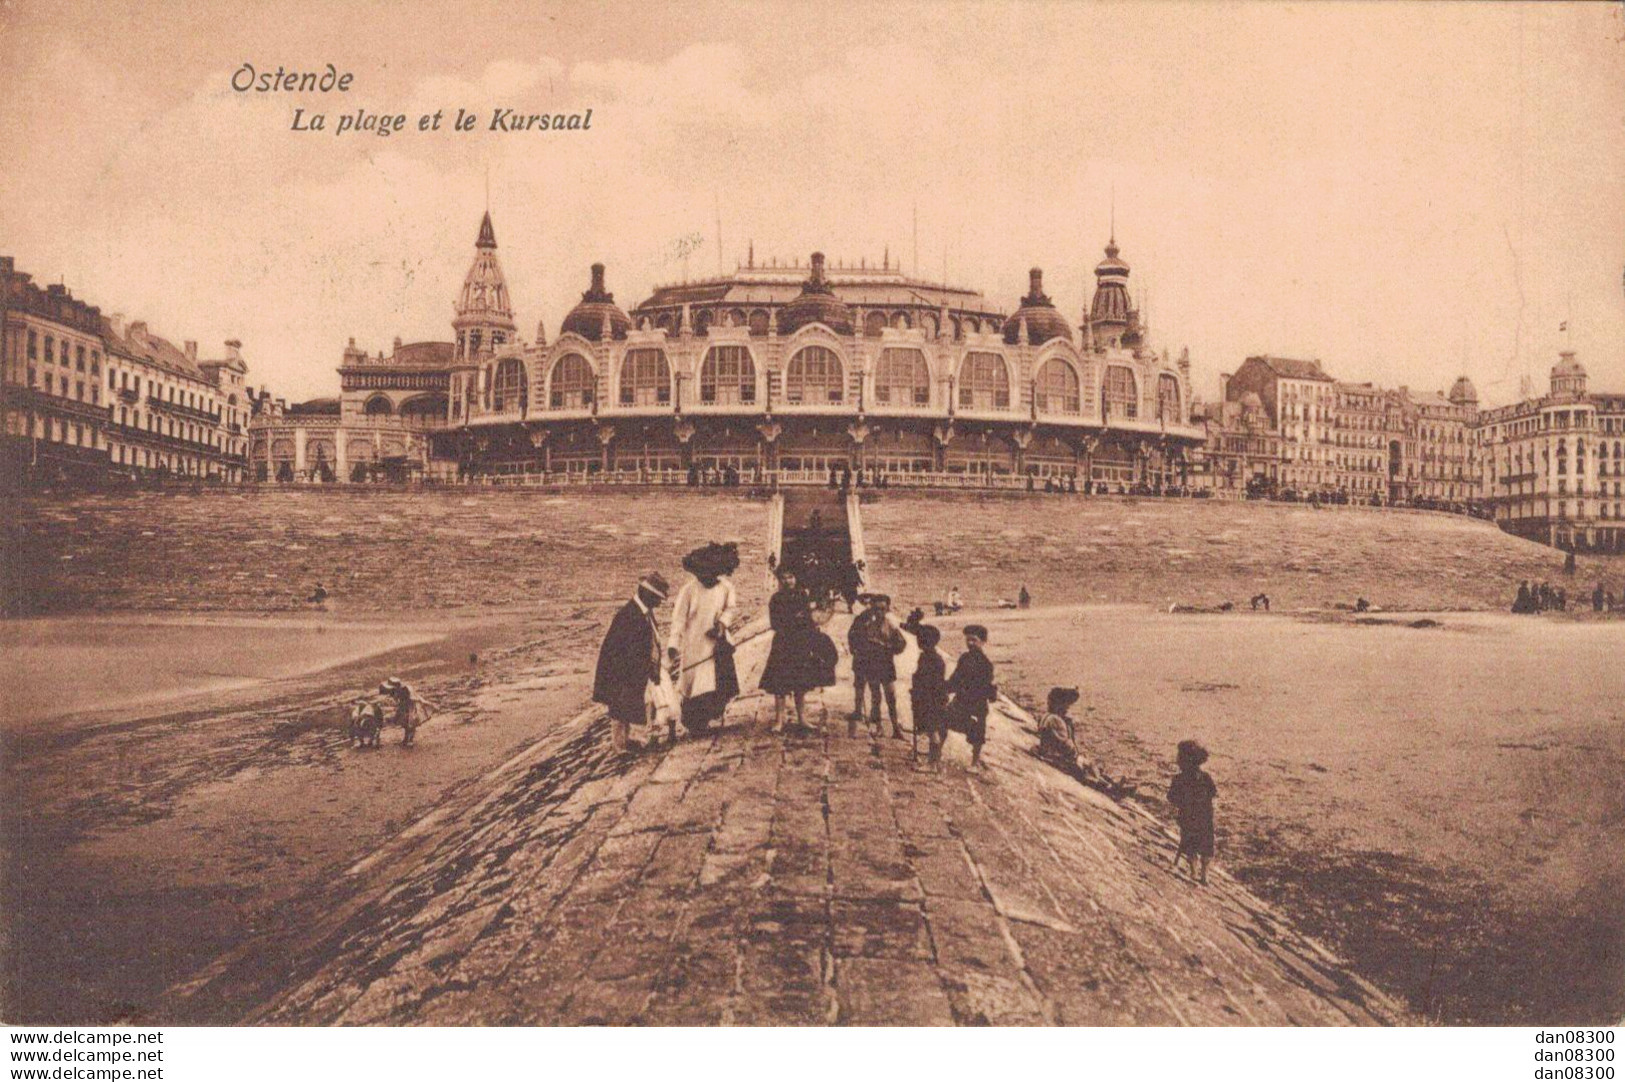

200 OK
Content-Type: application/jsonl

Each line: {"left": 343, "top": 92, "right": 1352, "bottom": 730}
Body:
{"left": 362, "top": 393, "right": 451, "bottom": 418}
{"left": 485, "top": 348, "right": 1182, "bottom": 420}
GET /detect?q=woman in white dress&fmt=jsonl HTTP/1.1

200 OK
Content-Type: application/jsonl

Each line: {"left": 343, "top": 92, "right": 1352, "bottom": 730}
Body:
{"left": 667, "top": 541, "right": 741, "bottom": 733}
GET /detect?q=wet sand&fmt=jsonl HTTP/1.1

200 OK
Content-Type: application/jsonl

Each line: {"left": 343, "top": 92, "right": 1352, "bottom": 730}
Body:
{"left": 0, "top": 615, "right": 442, "bottom": 728}
{"left": 4, "top": 488, "right": 773, "bottom": 1024}
{"left": 928, "top": 603, "right": 1625, "bottom": 1024}
{"left": 0, "top": 603, "right": 603, "bottom": 1023}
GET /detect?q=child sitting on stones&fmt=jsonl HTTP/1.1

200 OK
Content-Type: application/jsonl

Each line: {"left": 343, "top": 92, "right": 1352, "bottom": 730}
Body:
{"left": 1036, "top": 686, "right": 1082, "bottom": 775}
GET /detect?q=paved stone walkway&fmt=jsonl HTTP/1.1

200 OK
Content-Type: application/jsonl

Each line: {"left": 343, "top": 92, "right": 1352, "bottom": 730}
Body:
{"left": 165, "top": 612, "right": 1404, "bottom": 1026}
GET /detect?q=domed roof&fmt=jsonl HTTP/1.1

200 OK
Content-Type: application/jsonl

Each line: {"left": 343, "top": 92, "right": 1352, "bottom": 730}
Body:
{"left": 1447, "top": 375, "right": 1479, "bottom": 405}
{"left": 778, "top": 253, "right": 853, "bottom": 335}
{"left": 560, "top": 264, "right": 631, "bottom": 342}
{"left": 1095, "top": 237, "right": 1130, "bottom": 276}
{"left": 1003, "top": 268, "right": 1074, "bottom": 346}
{"left": 1551, "top": 350, "right": 1586, "bottom": 378}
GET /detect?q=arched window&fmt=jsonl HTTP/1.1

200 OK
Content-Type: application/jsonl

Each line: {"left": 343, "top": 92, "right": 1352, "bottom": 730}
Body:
{"left": 1034, "top": 358, "right": 1081, "bottom": 414}
{"left": 492, "top": 358, "right": 528, "bottom": 414}
{"left": 786, "top": 346, "right": 844, "bottom": 405}
{"left": 400, "top": 393, "right": 448, "bottom": 420}
{"left": 921, "top": 313, "right": 939, "bottom": 339}
{"left": 890, "top": 311, "right": 911, "bottom": 329}
{"left": 958, "top": 352, "right": 1010, "bottom": 410}
{"left": 874, "top": 348, "right": 930, "bottom": 407}
{"left": 863, "top": 311, "right": 887, "bottom": 338}
{"left": 748, "top": 310, "right": 770, "bottom": 336}
{"left": 549, "top": 354, "right": 595, "bottom": 409}
{"left": 1103, "top": 366, "right": 1138, "bottom": 419}
{"left": 694, "top": 309, "right": 712, "bottom": 336}
{"left": 619, "top": 348, "right": 671, "bottom": 406}
{"left": 700, "top": 346, "right": 756, "bottom": 405}
{"left": 1158, "top": 373, "right": 1182, "bottom": 421}
{"left": 364, "top": 394, "right": 393, "bottom": 416}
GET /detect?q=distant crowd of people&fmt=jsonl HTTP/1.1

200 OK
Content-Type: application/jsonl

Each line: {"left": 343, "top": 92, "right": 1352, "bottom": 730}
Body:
{"left": 1512, "top": 579, "right": 1621, "bottom": 614}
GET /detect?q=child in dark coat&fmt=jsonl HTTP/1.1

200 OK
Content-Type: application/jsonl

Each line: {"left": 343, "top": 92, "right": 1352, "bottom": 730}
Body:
{"left": 1168, "top": 739, "right": 1218, "bottom": 883}
{"left": 908, "top": 624, "right": 948, "bottom": 768}
{"left": 945, "top": 625, "right": 996, "bottom": 769}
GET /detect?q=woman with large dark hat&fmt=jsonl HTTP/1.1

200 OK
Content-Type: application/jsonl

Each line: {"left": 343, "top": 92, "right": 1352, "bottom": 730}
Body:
{"left": 758, "top": 564, "right": 837, "bottom": 733}
{"left": 667, "top": 541, "right": 742, "bottom": 734}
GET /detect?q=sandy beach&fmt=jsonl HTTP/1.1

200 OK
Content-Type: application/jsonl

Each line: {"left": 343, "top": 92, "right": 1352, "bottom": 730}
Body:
{"left": 4, "top": 489, "right": 1622, "bottom": 1024}
{"left": 924, "top": 603, "right": 1625, "bottom": 1024}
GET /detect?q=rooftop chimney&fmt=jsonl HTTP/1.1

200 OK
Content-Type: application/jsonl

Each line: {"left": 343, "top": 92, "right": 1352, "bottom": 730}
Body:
{"left": 185, "top": 340, "right": 197, "bottom": 362}
{"left": 590, "top": 263, "right": 607, "bottom": 295}
{"left": 1029, "top": 267, "right": 1043, "bottom": 296}
{"left": 810, "top": 252, "right": 826, "bottom": 287}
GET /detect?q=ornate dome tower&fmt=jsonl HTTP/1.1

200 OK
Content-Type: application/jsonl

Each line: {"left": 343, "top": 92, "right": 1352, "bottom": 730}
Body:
{"left": 1447, "top": 375, "right": 1479, "bottom": 408}
{"left": 1087, "top": 236, "right": 1134, "bottom": 349}
{"left": 779, "top": 252, "right": 854, "bottom": 335}
{"left": 560, "top": 263, "right": 632, "bottom": 341}
{"left": 453, "top": 211, "right": 517, "bottom": 361}
{"left": 1550, "top": 350, "right": 1587, "bottom": 399}
{"left": 1003, "top": 268, "right": 1073, "bottom": 346}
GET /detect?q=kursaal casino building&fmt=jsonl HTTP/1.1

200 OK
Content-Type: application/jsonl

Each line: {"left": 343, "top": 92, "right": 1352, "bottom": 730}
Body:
{"left": 252, "top": 213, "right": 1203, "bottom": 486}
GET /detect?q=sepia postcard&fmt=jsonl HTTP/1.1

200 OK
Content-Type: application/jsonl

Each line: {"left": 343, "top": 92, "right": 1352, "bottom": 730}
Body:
{"left": 1, "top": 0, "right": 1622, "bottom": 1067}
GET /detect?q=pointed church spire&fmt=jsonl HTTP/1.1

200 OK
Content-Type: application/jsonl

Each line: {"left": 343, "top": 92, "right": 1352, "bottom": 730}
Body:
{"left": 455, "top": 209, "right": 516, "bottom": 360}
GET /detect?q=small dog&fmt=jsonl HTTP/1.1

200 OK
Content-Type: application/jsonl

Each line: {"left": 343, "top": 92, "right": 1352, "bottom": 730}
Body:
{"left": 348, "top": 699, "right": 384, "bottom": 749}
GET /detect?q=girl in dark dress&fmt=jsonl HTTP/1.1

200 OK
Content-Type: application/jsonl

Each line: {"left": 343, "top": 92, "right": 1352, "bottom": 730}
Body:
{"left": 759, "top": 568, "right": 834, "bottom": 732}
{"left": 1168, "top": 739, "right": 1218, "bottom": 884}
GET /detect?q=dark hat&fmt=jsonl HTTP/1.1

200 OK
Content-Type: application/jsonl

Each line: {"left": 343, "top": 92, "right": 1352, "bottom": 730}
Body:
{"left": 914, "top": 624, "right": 941, "bottom": 648}
{"left": 1177, "top": 739, "right": 1210, "bottom": 768}
{"left": 963, "top": 624, "right": 989, "bottom": 642}
{"left": 1047, "top": 686, "right": 1081, "bottom": 711}
{"left": 683, "top": 540, "right": 740, "bottom": 578}
{"left": 638, "top": 572, "right": 671, "bottom": 599}
{"left": 858, "top": 592, "right": 890, "bottom": 605}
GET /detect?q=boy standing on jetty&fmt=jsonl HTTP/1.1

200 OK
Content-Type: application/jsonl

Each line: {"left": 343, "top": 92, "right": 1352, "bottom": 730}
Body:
{"left": 908, "top": 624, "right": 948, "bottom": 767}
{"left": 1168, "top": 739, "right": 1218, "bottom": 884}
{"left": 945, "top": 624, "right": 996, "bottom": 770}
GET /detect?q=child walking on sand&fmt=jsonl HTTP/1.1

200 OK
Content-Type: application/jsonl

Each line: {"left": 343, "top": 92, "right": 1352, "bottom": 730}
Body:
{"left": 1168, "top": 739, "right": 1217, "bottom": 883}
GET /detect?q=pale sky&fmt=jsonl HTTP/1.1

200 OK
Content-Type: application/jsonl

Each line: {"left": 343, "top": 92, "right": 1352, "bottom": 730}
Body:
{"left": 2, "top": 0, "right": 1622, "bottom": 404}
